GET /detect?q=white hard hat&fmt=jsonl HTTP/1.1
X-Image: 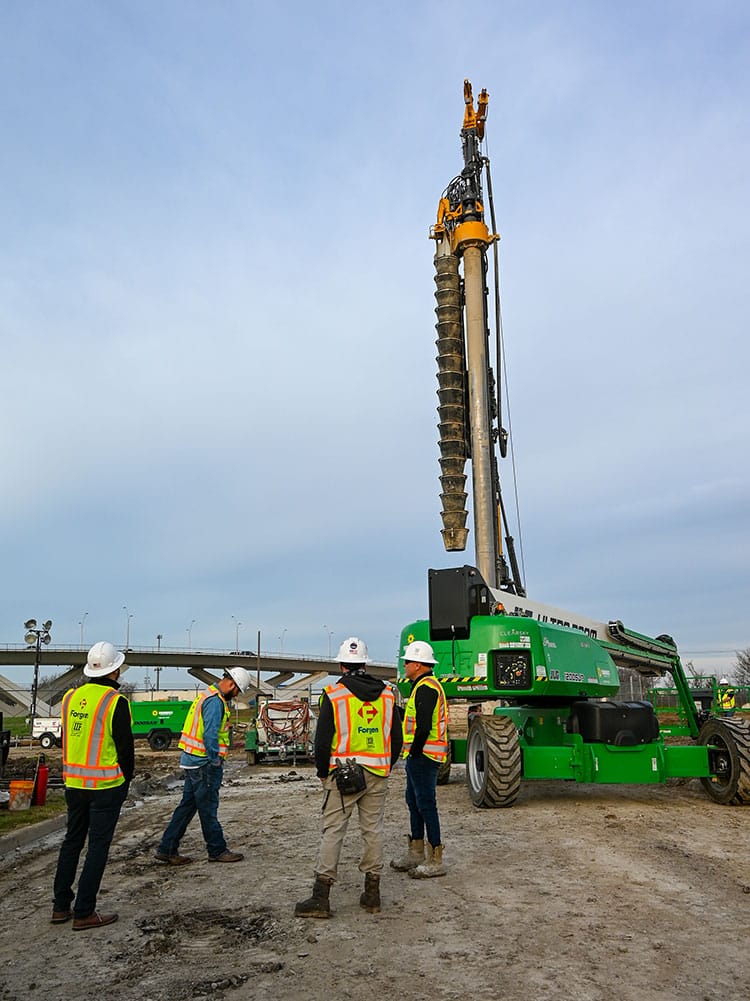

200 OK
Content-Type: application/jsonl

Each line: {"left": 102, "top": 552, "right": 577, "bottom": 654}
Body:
{"left": 226, "top": 667, "right": 252, "bottom": 694}
{"left": 335, "top": 637, "right": 370, "bottom": 664}
{"left": 402, "top": 640, "right": 438, "bottom": 665}
{"left": 85, "top": 641, "right": 126, "bottom": 678}
{"left": 719, "top": 677, "right": 729, "bottom": 686}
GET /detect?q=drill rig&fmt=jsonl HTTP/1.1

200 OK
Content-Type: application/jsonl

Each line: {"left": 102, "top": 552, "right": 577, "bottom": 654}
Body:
{"left": 398, "top": 81, "right": 750, "bottom": 807}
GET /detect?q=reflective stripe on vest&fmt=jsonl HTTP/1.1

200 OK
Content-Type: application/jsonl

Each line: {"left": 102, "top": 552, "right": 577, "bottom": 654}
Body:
{"left": 62, "top": 684, "right": 126, "bottom": 789}
{"left": 178, "top": 687, "right": 230, "bottom": 758}
{"left": 402, "top": 674, "right": 448, "bottom": 763}
{"left": 719, "top": 688, "right": 736, "bottom": 710}
{"left": 325, "top": 683, "right": 395, "bottom": 776}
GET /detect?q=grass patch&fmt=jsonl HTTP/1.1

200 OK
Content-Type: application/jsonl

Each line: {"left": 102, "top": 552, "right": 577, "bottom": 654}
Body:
{"left": 0, "top": 790, "right": 67, "bottom": 836}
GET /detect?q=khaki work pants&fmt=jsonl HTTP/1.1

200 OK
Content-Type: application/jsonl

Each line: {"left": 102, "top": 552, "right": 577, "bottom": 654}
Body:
{"left": 315, "top": 769, "right": 388, "bottom": 881}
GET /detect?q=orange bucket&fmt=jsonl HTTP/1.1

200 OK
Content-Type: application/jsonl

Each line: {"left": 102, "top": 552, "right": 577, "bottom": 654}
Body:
{"left": 8, "top": 779, "right": 34, "bottom": 811}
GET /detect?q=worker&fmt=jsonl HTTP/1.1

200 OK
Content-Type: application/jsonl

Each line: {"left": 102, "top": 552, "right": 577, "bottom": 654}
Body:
{"left": 718, "top": 677, "right": 736, "bottom": 715}
{"left": 51, "top": 641, "right": 134, "bottom": 931}
{"left": 391, "top": 639, "right": 448, "bottom": 878}
{"left": 295, "top": 636, "right": 402, "bottom": 918}
{"left": 155, "top": 667, "right": 252, "bottom": 864}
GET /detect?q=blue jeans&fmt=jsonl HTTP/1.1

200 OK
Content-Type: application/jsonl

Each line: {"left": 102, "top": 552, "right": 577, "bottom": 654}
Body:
{"left": 405, "top": 754, "right": 441, "bottom": 847}
{"left": 53, "top": 783, "right": 128, "bottom": 918}
{"left": 158, "top": 763, "right": 227, "bottom": 858}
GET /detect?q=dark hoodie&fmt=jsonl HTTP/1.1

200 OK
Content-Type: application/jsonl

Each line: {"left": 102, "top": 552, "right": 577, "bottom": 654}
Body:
{"left": 314, "top": 669, "right": 404, "bottom": 778}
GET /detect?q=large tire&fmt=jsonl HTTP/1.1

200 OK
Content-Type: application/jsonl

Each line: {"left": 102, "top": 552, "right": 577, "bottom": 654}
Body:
{"left": 698, "top": 718, "right": 750, "bottom": 805}
{"left": 39, "top": 732, "right": 56, "bottom": 750}
{"left": 465, "top": 715, "right": 522, "bottom": 808}
{"left": 148, "top": 731, "right": 172, "bottom": 752}
{"left": 437, "top": 745, "right": 452, "bottom": 786}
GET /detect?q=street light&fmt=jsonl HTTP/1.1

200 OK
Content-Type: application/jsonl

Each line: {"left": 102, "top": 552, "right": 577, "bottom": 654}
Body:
{"left": 155, "top": 634, "right": 163, "bottom": 691}
{"left": 24, "top": 618, "right": 52, "bottom": 723}
{"left": 122, "top": 605, "right": 133, "bottom": 650}
{"left": 187, "top": 619, "right": 196, "bottom": 651}
{"left": 232, "top": 615, "right": 242, "bottom": 654}
{"left": 79, "top": 611, "right": 88, "bottom": 647}
{"left": 279, "top": 628, "right": 287, "bottom": 654}
{"left": 323, "top": 625, "right": 334, "bottom": 658}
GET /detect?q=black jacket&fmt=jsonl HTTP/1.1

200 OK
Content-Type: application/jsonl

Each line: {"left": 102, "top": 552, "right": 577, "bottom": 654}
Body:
{"left": 314, "top": 671, "right": 404, "bottom": 778}
{"left": 406, "top": 671, "right": 439, "bottom": 758}
{"left": 81, "top": 677, "right": 135, "bottom": 783}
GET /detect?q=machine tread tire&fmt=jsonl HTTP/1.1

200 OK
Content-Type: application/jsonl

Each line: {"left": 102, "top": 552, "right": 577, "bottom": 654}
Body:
{"left": 437, "top": 745, "right": 451, "bottom": 786}
{"left": 698, "top": 717, "right": 750, "bottom": 805}
{"left": 465, "top": 715, "right": 521, "bottom": 808}
{"left": 148, "top": 731, "right": 172, "bottom": 752}
{"left": 39, "top": 732, "right": 55, "bottom": 750}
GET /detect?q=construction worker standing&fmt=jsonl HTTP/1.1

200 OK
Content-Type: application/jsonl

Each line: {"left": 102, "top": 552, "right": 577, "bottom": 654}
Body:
{"left": 155, "top": 668, "right": 251, "bottom": 864}
{"left": 718, "top": 677, "right": 736, "bottom": 716}
{"left": 295, "top": 637, "right": 402, "bottom": 918}
{"left": 391, "top": 640, "right": 448, "bottom": 879}
{"left": 52, "top": 641, "right": 134, "bottom": 930}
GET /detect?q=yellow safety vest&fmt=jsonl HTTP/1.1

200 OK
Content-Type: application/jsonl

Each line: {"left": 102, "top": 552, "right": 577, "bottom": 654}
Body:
{"left": 179, "top": 686, "right": 231, "bottom": 758}
{"left": 62, "top": 683, "right": 128, "bottom": 790}
{"left": 325, "top": 683, "right": 396, "bottom": 776}
{"left": 719, "top": 688, "right": 736, "bottom": 710}
{"left": 402, "top": 674, "right": 448, "bottom": 763}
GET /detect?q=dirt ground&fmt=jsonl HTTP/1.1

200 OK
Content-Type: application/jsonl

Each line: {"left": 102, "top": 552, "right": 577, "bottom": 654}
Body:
{"left": 0, "top": 748, "right": 748, "bottom": 1001}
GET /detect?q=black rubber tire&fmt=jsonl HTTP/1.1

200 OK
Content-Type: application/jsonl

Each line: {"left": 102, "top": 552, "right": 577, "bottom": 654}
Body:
{"left": 39, "top": 732, "right": 55, "bottom": 750}
{"left": 698, "top": 717, "right": 750, "bottom": 805}
{"left": 148, "top": 731, "right": 172, "bottom": 752}
{"left": 437, "top": 745, "right": 452, "bottom": 786}
{"left": 465, "top": 715, "right": 522, "bottom": 808}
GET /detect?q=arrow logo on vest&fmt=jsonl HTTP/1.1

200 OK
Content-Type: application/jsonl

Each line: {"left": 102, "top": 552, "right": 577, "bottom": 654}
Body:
{"left": 358, "top": 703, "right": 377, "bottom": 724}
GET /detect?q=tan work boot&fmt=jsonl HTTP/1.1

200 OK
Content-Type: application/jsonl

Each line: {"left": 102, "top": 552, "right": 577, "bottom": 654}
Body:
{"left": 359, "top": 873, "right": 381, "bottom": 913}
{"left": 408, "top": 843, "right": 446, "bottom": 879}
{"left": 390, "top": 835, "right": 425, "bottom": 872}
{"left": 294, "top": 875, "right": 333, "bottom": 918}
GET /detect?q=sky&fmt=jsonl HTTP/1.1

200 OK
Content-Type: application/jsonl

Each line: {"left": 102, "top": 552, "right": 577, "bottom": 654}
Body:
{"left": 2, "top": 0, "right": 749, "bottom": 690}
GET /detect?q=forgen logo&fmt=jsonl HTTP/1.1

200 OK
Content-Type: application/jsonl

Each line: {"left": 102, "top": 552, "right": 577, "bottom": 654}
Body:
{"left": 71, "top": 699, "right": 90, "bottom": 737}
{"left": 357, "top": 702, "right": 379, "bottom": 749}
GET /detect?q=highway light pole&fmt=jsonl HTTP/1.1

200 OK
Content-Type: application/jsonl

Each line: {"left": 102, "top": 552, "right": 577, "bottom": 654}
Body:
{"left": 79, "top": 611, "right": 88, "bottom": 647}
{"left": 232, "top": 615, "right": 242, "bottom": 654}
{"left": 122, "top": 605, "right": 133, "bottom": 650}
{"left": 187, "top": 619, "right": 196, "bottom": 651}
{"left": 24, "top": 618, "right": 52, "bottom": 723}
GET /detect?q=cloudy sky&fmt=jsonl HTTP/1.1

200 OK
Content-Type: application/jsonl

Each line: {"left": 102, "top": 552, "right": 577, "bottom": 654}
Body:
{"left": 2, "top": 1, "right": 748, "bottom": 687}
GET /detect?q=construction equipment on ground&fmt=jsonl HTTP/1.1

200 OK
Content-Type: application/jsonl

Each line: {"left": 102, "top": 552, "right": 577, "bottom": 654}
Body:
{"left": 245, "top": 698, "right": 316, "bottom": 765}
{"left": 397, "top": 81, "right": 750, "bottom": 807}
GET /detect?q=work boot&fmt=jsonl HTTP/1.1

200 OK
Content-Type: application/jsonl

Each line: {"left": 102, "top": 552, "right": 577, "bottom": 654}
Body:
{"left": 409, "top": 843, "right": 446, "bottom": 879}
{"left": 294, "top": 875, "right": 333, "bottom": 918}
{"left": 359, "top": 873, "right": 381, "bottom": 913}
{"left": 390, "top": 835, "right": 425, "bottom": 872}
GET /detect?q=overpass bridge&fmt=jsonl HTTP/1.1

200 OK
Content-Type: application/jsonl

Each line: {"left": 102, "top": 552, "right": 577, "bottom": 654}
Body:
{"left": 0, "top": 644, "right": 397, "bottom": 713}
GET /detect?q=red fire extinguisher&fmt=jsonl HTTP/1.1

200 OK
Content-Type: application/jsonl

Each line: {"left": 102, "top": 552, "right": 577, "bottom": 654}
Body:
{"left": 32, "top": 753, "right": 49, "bottom": 807}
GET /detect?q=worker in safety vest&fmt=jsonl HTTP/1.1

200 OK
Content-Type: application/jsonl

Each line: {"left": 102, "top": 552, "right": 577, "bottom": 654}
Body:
{"left": 391, "top": 639, "right": 448, "bottom": 879}
{"left": 295, "top": 636, "right": 402, "bottom": 918}
{"left": 155, "top": 667, "right": 252, "bottom": 864}
{"left": 718, "top": 677, "right": 736, "bottom": 715}
{"left": 52, "top": 641, "right": 134, "bottom": 931}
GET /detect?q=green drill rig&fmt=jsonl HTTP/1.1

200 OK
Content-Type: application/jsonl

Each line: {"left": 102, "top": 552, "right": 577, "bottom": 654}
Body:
{"left": 398, "top": 82, "right": 750, "bottom": 807}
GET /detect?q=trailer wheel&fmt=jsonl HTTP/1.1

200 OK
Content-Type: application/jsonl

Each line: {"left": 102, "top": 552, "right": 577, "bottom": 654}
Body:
{"left": 698, "top": 718, "right": 750, "bottom": 805}
{"left": 437, "top": 745, "right": 451, "bottom": 786}
{"left": 148, "top": 731, "right": 172, "bottom": 752}
{"left": 465, "top": 715, "right": 522, "bottom": 808}
{"left": 39, "top": 732, "right": 56, "bottom": 750}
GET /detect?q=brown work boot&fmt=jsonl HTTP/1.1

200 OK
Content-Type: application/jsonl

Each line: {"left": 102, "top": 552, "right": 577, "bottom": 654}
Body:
{"left": 154, "top": 851, "right": 194, "bottom": 866}
{"left": 50, "top": 909, "right": 72, "bottom": 924}
{"left": 390, "top": 835, "right": 425, "bottom": 872}
{"left": 409, "top": 843, "right": 446, "bottom": 878}
{"left": 208, "top": 850, "right": 244, "bottom": 863}
{"left": 359, "top": 873, "right": 381, "bottom": 913}
{"left": 294, "top": 875, "right": 333, "bottom": 918}
{"left": 72, "top": 912, "right": 119, "bottom": 931}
